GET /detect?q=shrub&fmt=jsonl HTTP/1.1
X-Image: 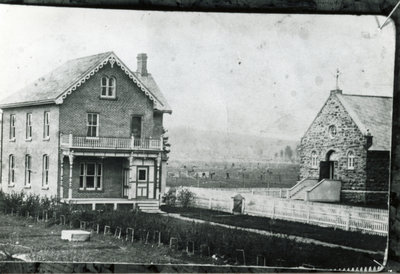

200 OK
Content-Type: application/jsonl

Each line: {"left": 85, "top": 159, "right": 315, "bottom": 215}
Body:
{"left": 177, "top": 188, "right": 195, "bottom": 208}
{"left": 163, "top": 188, "right": 177, "bottom": 206}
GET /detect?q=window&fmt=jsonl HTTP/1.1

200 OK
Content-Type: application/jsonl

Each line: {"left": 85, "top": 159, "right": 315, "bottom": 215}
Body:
{"left": 138, "top": 167, "right": 148, "bottom": 182}
{"left": 311, "top": 151, "right": 318, "bottom": 168}
{"left": 131, "top": 116, "right": 142, "bottom": 139}
{"left": 42, "top": 155, "right": 49, "bottom": 187}
{"left": 347, "top": 150, "right": 355, "bottom": 170}
{"left": 100, "top": 76, "right": 116, "bottom": 98}
{"left": 9, "top": 115, "right": 15, "bottom": 140}
{"left": 328, "top": 125, "right": 337, "bottom": 138}
{"left": 79, "top": 163, "right": 102, "bottom": 190}
{"left": 25, "top": 154, "right": 32, "bottom": 186}
{"left": 8, "top": 155, "right": 15, "bottom": 185}
{"left": 87, "top": 113, "right": 99, "bottom": 137}
{"left": 26, "top": 113, "right": 32, "bottom": 139}
{"left": 43, "top": 112, "right": 50, "bottom": 139}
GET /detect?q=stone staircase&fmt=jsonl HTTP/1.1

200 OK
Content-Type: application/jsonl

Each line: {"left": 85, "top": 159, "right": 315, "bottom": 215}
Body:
{"left": 288, "top": 178, "right": 319, "bottom": 200}
{"left": 136, "top": 200, "right": 162, "bottom": 213}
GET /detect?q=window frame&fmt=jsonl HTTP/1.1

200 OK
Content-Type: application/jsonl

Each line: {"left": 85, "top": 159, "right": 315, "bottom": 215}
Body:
{"left": 137, "top": 167, "right": 148, "bottom": 183}
{"left": 100, "top": 76, "right": 117, "bottom": 99}
{"left": 347, "top": 150, "right": 355, "bottom": 170}
{"left": 86, "top": 113, "right": 99, "bottom": 138}
{"left": 79, "top": 162, "right": 103, "bottom": 191}
{"left": 311, "top": 151, "right": 318, "bottom": 168}
{"left": 131, "top": 115, "right": 143, "bottom": 139}
{"left": 26, "top": 113, "right": 32, "bottom": 140}
{"left": 43, "top": 111, "right": 50, "bottom": 139}
{"left": 8, "top": 154, "right": 15, "bottom": 185}
{"left": 328, "top": 125, "right": 337, "bottom": 139}
{"left": 42, "top": 154, "right": 49, "bottom": 187}
{"left": 9, "top": 114, "right": 16, "bottom": 140}
{"left": 25, "top": 154, "right": 32, "bottom": 187}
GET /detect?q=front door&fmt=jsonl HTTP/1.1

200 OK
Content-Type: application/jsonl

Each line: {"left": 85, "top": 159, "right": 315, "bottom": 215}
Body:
{"left": 136, "top": 167, "right": 148, "bottom": 198}
{"left": 122, "top": 168, "right": 129, "bottom": 198}
{"left": 319, "top": 161, "right": 330, "bottom": 180}
{"left": 319, "top": 161, "right": 335, "bottom": 180}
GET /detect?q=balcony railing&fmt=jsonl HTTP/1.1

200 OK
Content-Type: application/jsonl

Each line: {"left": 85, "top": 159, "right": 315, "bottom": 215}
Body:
{"left": 60, "top": 134, "right": 162, "bottom": 150}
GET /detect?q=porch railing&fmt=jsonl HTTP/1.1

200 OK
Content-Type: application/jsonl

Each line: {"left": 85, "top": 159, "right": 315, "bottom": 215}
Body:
{"left": 60, "top": 133, "right": 163, "bottom": 150}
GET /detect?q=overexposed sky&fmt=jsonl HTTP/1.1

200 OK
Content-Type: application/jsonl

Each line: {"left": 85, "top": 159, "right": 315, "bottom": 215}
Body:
{"left": 0, "top": 5, "right": 395, "bottom": 138}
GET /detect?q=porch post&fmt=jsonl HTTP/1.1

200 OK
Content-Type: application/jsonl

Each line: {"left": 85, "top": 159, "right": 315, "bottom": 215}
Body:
{"left": 60, "top": 156, "right": 64, "bottom": 199}
{"left": 156, "top": 154, "right": 161, "bottom": 199}
{"left": 68, "top": 151, "right": 74, "bottom": 199}
{"left": 128, "top": 153, "right": 136, "bottom": 199}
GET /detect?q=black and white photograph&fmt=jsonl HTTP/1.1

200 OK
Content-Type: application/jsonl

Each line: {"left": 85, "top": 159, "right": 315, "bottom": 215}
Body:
{"left": 0, "top": 3, "right": 395, "bottom": 271}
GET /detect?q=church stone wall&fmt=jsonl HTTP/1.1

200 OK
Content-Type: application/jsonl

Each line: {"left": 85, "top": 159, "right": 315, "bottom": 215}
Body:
{"left": 299, "top": 92, "right": 368, "bottom": 203}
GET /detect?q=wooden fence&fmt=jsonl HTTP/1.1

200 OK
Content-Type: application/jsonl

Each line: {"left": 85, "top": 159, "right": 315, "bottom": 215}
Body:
{"left": 184, "top": 187, "right": 388, "bottom": 236}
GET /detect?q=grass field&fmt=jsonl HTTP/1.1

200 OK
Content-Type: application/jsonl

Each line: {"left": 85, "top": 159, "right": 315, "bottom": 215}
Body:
{"left": 0, "top": 214, "right": 211, "bottom": 264}
{"left": 161, "top": 206, "right": 387, "bottom": 252}
{"left": 0, "top": 210, "right": 385, "bottom": 269}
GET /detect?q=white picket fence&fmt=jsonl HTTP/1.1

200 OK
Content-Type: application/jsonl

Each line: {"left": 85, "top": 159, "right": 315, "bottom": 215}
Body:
{"left": 184, "top": 187, "right": 388, "bottom": 236}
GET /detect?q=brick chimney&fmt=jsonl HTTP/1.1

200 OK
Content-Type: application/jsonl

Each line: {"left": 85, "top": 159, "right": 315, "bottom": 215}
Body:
{"left": 136, "top": 53, "right": 148, "bottom": 76}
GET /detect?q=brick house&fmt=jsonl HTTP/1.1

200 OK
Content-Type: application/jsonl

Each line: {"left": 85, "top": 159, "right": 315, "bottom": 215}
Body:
{"left": 296, "top": 89, "right": 391, "bottom": 206}
{"left": 0, "top": 52, "right": 172, "bottom": 211}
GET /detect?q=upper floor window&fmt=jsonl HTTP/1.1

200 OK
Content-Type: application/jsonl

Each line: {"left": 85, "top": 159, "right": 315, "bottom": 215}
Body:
{"left": 101, "top": 76, "right": 116, "bottom": 98}
{"left": 311, "top": 151, "right": 318, "bottom": 168}
{"left": 42, "top": 155, "right": 49, "bottom": 187}
{"left": 43, "top": 111, "right": 50, "bottom": 139}
{"left": 87, "top": 113, "right": 99, "bottom": 137}
{"left": 25, "top": 154, "right": 32, "bottom": 186}
{"left": 347, "top": 150, "right": 355, "bottom": 170}
{"left": 9, "top": 114, "right": 15, "bottom": 140}
{"left": 80, "top": 162, "right": 102, "bottom": 190}
{"left": 8, "top": 154, "right": 15, "bottom": 185}
{"left": 131, "top": 116, "right": 142, "bottom": 139}
{"left": 26, "top": 113, "right": 32, "bottom": 140}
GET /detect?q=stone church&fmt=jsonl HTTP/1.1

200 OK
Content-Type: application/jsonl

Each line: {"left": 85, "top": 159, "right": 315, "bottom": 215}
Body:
{"left": 298, "top": 89, "right": 392, "bottom": 206}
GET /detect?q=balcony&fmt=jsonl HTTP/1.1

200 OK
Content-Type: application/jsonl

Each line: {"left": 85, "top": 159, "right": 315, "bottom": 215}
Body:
{"left": 60, "top": 133, "right": 162, "bottom": 151}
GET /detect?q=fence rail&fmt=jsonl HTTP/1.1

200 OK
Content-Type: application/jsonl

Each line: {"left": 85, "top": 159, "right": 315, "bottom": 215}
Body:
{"left": 60, "top": 133, "right": 162, "bottom": 150}
{"left": 184, "top": 187, "right": 388, "bottom": 236}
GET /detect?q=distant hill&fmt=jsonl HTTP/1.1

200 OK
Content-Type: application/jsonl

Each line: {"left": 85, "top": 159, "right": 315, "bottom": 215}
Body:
{"left": 166, "top": 126, "right": 299, "bottom": 163}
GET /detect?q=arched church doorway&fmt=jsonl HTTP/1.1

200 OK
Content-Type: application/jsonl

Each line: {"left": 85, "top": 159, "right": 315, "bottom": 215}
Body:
{"left": 319, "top": 150, "right": 337, "bottom": 180}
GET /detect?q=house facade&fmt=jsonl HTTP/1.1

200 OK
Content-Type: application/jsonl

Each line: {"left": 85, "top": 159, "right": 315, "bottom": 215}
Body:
{"left": 298, "top": 89, "right": 391, "bottom": 206}
{"left": 0, "top": 52, "right": 172, "bottom": 211}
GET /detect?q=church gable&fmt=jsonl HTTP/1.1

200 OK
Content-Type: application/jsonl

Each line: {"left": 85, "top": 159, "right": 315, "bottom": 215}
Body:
{"left": 299, "top": 92, "right": 368, "bottom": 184}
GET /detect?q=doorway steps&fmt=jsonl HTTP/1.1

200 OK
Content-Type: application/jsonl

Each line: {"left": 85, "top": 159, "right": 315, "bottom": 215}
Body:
{"left": 136, "top": 200, "right": 162, "bottom": 213}
{"left": 288, "top": 178, "right": 319, "bottom": 200}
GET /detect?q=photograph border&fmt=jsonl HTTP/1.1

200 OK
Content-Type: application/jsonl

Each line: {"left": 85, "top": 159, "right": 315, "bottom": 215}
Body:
{"left": 0, "top": 0, "right": 399, "bottom": 272}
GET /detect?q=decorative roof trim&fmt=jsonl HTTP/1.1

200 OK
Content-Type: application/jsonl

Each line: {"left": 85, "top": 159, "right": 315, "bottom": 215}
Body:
{"left": 55, "top": 53, "right": 163, "bottom": 109}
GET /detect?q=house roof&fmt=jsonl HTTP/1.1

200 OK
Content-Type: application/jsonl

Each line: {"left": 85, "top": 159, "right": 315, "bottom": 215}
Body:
{"left": 336, "top": 93, "right": 392, "bottom": 151}
{"left": 0, "top": 52, "right": 172, "bottom": 113}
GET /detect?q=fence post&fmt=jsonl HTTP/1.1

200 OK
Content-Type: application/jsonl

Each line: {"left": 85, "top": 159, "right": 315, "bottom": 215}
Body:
{"left": 272, "top": 200, "right": 275, "bottom": 219}
{"left": 279, "top": 189, "right": 282, "bottom": 198}
{"left": 345, "top": 211, "right": 350, "bottom": 231}
{"left": 209, "top": 197, "right": 212, "bottom": 210}
{"left": 307, "top": 205, "right": 310, "bottom": 224}
{"left": 131, "top": 136, "right": 135, "bottom": 149}
{"left": 69, "top": 133, "right": 73, "bottom": 147}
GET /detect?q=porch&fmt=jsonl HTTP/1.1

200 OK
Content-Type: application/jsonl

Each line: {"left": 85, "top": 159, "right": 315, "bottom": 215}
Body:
{"left": 60, "top": 133, "right": 163, "bottom": 151}
{"left": 61, "top": 198, "right": 161, "bottom": 212}
{"left": 59, "top": 153, "right": 164, "bottom": 207}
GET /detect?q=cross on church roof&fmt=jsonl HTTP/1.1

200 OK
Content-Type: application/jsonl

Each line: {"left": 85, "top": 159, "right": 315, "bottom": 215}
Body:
{"left": 335, "top": 68, "right": 341, "bottom": 90}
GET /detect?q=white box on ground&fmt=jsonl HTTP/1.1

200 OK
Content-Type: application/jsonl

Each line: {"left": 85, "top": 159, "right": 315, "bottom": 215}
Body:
{"left": 61, "top": 230, "right": 91, "bottom": 242}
